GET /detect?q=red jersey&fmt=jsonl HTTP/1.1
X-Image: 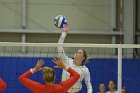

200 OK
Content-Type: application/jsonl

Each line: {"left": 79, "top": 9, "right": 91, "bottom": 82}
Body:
{"left": 19, "top": 67, "right": 80, "bottom": 93}
{"left": 0, "top": 78, "right": 7, "bottom": 92}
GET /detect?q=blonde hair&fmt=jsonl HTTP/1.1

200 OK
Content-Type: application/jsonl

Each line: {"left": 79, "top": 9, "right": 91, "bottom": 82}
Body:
{"left": 42, "top": 66, "right": 55, "bottom": 82}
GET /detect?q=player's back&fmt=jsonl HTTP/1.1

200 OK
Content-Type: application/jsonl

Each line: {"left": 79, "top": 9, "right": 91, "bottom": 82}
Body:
{"left": 40, "top": 84, "right": 67, "bottom": 93}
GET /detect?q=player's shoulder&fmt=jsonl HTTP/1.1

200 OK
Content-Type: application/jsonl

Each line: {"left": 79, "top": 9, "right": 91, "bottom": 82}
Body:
{"left": 81, "top": 65, "right": 89, "bottom": 71}
{"left": 82, "top": 65, "right": 88, "bottom": 69}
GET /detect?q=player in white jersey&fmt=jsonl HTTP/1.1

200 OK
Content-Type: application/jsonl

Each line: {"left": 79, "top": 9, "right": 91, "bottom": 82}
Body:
{"left": 57, "top": 25, "right": 93, "bottom": 93}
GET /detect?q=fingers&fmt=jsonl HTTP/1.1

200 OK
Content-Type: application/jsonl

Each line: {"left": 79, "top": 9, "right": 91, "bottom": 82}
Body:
{"left": 52, "top": 57, "right": 62, "bottom": 65}
{"left": 52, "top": 57, "right": 66, "bottom": 69}
{"left": 40, "top": 67, "right": 44, "bottom": 71}
{"left": 38, "top": 59, "right": 44, "bottom": 63}
{"left": 52, "top": 57, "right": 59, "bottom": 62}
{"left": 34, "top": 59, "right": 45, "bottom": 72}
{"left": 37, "top": 59, "right": 45, "bottom": 66}
{"left": 36, "top": 58, "right": 64, "bottom": 70}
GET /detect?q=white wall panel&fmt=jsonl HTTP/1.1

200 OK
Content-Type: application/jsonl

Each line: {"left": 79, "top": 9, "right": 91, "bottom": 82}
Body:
{"left": 0, "top": 0, "right": 114, "bottom": 44}
{"left": 0, "top": 0, "right": 111, "bottom": 30}
{"left": 0, "top": 0, "right": 21, "bottom": 28}
{"left": 28, "top": 0, "right": 111, "bottom": 31}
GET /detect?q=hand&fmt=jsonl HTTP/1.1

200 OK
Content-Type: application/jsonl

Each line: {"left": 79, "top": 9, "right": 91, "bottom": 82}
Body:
{"left": 52, "top": 58, "right": 67, "bottom": 70}
{"left": 33, "top": 59, "right": 44, "bottom": 72}
{"left": 62, "top": 24, "right": 70, "bottom": 33}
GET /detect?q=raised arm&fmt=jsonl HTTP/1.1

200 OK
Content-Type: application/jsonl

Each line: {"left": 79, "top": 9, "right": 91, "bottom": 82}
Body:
{"left": 18, "top": 59, "right": 44, "bottom": 93}
{"left": 18, "top": 70, "right": 41, "bottom": 93}
{"left": 84, "top": 68, "right": 93, "bottom": 93}
{"left": 60, "top": 67, "right": 80, "bottom": 92}
{"left": 58, "top": 25, "right": 70, "bottom": 64}
{"left": 58, "top": 31, "right": 67, "bottom": 58}
{"left": 53, "top": 58, "right": 80, "bottom": 92}
{"left": 0, "top": 78, "right": 7, "bottom": 92}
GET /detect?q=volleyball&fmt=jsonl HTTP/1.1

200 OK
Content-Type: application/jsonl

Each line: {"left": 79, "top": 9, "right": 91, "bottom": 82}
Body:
{"left": 54, "top": 15, "right": 67, "bottom": 28}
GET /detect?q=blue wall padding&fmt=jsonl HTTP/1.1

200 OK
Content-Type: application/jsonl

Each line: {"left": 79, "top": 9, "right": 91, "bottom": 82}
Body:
{"left": 0, "top": 57, "right": 140, "bottom": 93}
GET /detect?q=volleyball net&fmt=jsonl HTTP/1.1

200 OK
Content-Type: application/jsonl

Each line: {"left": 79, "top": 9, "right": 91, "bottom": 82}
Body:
{"left": 0, "top": 42, "right": 140, "bottom": 93}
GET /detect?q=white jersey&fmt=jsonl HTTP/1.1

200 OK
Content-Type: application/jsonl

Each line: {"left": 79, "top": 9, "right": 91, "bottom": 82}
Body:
{"left": 58, "top": 32, "right": 93, "bottom": 93}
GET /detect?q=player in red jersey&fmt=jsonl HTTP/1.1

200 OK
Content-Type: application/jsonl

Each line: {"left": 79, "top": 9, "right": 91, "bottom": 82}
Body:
{"left": 19, "top": 58, "right": 80, "bottom": 93}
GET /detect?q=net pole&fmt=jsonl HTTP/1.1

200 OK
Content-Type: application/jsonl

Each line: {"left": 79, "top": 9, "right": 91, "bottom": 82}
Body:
{"left": 118, "top": 44, "right": 122, "bottom": 93}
